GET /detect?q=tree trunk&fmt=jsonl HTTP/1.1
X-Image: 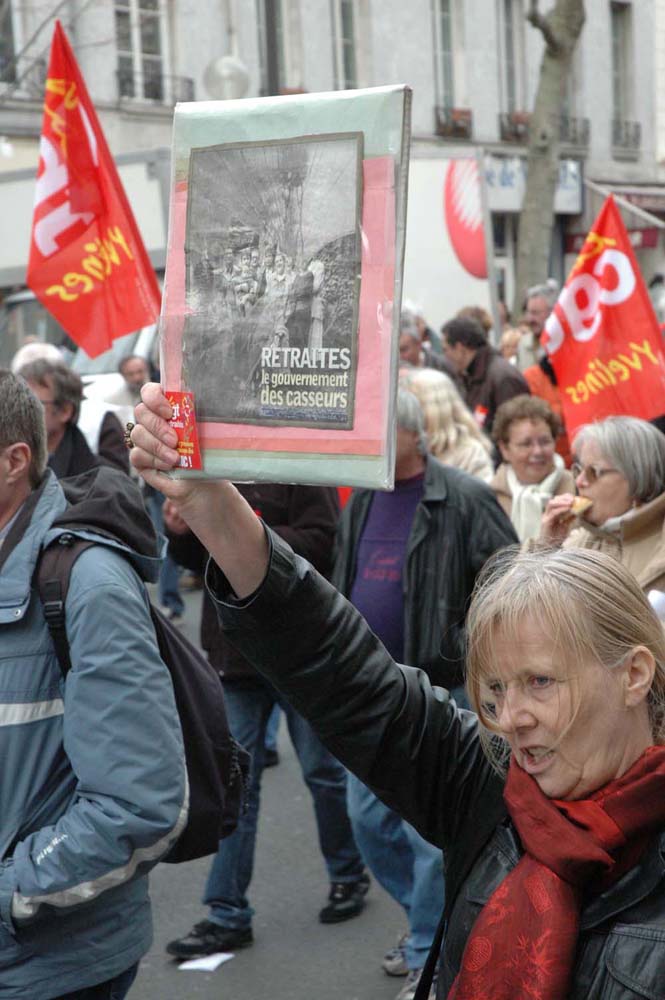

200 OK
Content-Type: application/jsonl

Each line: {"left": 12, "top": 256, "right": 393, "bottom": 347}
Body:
{"left": 513, "top": 0, "right": 585, "bottom": 315}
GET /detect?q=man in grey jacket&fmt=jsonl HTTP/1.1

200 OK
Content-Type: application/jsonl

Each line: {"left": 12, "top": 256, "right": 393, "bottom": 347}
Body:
{"left": 0, "top": 370, "right": 187, "bottom": 1000}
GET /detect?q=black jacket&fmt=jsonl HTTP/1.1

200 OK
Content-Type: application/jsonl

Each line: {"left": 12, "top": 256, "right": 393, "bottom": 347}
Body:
{"left": 49, "top": 415, "right": 129, "bottom": 480}
{"left": 332, "top": 457, "right": 518, "bottom": 687}
{"left": 463, "top": 345, "right": 530, "bottom": 434}
{"left": 209, "top": 531, "right": 665, "bottom": 999}
{"left": 168, "top": 483, "right": 339, "bottom": 681}
{"left": 49, "top": 424, "right": 99, "bottom": 479}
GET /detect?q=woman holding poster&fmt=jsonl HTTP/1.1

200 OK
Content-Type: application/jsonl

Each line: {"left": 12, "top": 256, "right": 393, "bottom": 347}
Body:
{"left": 540, "top": 416, "right": 665, "bottom": 592}
{"left": 130, "top": 384, "right": 665, "bottom": 999}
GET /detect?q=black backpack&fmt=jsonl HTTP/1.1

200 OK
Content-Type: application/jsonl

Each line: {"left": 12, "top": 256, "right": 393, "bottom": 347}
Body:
{"left": 36, "top": 533, "right": 250, "bottom": 864}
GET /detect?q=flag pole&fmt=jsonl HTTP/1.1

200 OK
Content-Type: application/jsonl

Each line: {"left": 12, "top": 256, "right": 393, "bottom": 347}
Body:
{"left": 584, "top": 178, "right": 665, "bottom": 230}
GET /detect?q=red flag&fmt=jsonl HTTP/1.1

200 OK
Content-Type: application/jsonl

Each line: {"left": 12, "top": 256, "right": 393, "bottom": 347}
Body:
{"left": 27, "top": 21, "right": 161, "bottom": 358}
{"left": 542, "top": 195, "right": 665, "bottom": 437}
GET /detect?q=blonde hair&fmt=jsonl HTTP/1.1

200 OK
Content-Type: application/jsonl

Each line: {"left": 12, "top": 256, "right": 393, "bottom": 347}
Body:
{"left": 500, "top": 327, "right": 522, "bottom": 360}
{"left": 465, "top": 545, "right": 665, "bottom": 774}
{"left": 399, "top": 367, "right": 491, "bottom": 459}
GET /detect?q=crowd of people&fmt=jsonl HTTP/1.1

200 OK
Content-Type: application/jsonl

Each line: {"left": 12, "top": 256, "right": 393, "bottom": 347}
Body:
{"left": 2, "top": 279, "right": 665, "bottom": 1000}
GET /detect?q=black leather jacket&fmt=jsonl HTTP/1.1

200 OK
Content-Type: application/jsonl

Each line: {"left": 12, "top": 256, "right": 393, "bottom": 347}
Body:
{"left": 209, "top": 531, "right": 665, "bottom": 999}
{"left": 332, "top": 457, "right": 518, "bottom": 688}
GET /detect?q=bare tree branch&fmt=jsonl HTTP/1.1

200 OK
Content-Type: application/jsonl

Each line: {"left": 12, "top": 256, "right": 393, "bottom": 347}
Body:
{"left": 526, "top": 0, "right": 562, "bottom": 54}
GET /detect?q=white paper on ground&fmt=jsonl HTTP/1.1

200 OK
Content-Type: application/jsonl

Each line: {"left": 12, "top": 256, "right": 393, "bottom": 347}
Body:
{"left": 178, "top": 952, "right": 234, "bottom": 971}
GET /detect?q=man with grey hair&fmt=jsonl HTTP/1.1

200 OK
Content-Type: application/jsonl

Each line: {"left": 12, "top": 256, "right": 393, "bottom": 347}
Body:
{"left": 332, "top": 389, "right": 517, "bottom": 999}
{"left": 17, "top": 358, "right": 128, "bottom": 478}
{"left": 399, "top": 310, "right": 457, "bottom": 381}
{"left": 520, "top": 278, "right": 560, "bottom": 370}
{"left": 0, "top": 370, "right": 186, "bottom": 999}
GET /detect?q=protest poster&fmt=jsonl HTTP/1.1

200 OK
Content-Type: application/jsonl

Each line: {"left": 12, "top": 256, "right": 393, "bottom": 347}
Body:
{"left": 542, "top": 194, "right": 665, "bottom": 436}
{"left": 160, "top": 85, "right": 411, "bottom": 489}
{"left": 182, "top": 133, "right": 362, "bottom": 430}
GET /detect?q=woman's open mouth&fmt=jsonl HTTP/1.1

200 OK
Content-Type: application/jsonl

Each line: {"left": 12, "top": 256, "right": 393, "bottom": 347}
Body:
{"left": 520, "top": 747, "right": 555, "bottom": 773}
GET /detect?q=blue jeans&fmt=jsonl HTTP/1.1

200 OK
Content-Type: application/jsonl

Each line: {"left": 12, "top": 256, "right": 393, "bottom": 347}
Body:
{"left": 204, "top": 678, "right": 365, "bottom": 929}
{"left": 264, "top": 703, "right": 281, "bottom": 752}
{"left": 144, "top": 491, "right": 184, "bottom": 615}
{"left": 345, "top": 684, "right": 469, "bottom": 971}
{"left": 55, "top": 963, "right": 138, "bottom": 999}
{"left": 346, "top": 773, "right": 444, "bottom": 971}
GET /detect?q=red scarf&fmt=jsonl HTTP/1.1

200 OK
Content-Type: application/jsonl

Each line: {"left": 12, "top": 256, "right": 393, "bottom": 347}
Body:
{"left": 448, "top": 745, "right": 665, "bottom": 1000}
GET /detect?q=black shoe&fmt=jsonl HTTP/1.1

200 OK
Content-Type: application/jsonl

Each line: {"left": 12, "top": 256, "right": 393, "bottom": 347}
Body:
{"left": 319, "top": 872, "right": 370, "bottom": 924}
{"left": 264, "top": 748, "right": 280, "bottom": 768}
{"left": 166, "top": 919, "right": 253, "bottom": 959}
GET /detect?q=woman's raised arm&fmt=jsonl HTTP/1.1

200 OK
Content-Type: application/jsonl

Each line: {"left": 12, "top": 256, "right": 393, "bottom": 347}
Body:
{"left": 130, "top": 382, "right": 269, "bottom": 598}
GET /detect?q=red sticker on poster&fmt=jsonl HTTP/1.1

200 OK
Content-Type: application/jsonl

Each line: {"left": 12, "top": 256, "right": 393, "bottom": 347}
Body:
{"left": 165, "top": 391, "right": 202, "bottom": 470}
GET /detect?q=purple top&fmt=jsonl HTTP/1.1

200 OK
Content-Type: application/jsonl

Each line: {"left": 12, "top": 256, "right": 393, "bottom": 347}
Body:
{"left": 349, "top": 473, "right": 425, "bottom": 663}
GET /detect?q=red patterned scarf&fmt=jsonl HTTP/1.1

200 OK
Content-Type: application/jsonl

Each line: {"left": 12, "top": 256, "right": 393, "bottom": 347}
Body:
{"left": 448, "top": 746, "right": 665, "bottom": 1000}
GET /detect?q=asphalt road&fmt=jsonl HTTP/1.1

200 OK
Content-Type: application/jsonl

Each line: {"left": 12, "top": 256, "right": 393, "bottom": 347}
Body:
{"left": 129, "top": 585, "right": 409, "bottom": 1000}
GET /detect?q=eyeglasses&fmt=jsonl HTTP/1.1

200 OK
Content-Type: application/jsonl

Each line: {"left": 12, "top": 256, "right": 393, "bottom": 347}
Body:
{"left": 571, "top": 461, "right": 620, "bottom": 484}
{"left": 508, "top": 436, "right": 555, "bottom": 451}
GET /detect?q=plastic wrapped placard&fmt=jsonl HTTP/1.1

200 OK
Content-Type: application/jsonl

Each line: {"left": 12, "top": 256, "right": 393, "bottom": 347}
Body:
{"left": 160, "top": 85, "right": 411, "bottom": 489}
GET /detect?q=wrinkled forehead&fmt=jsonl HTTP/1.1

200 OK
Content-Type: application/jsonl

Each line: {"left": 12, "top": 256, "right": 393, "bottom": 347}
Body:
{"left": 476, "top": 613, "right": 572, "bottom": 682}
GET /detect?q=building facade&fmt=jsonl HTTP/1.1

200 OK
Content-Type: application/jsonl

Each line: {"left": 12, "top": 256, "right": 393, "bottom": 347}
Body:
{"left": 0, "top": 0, "right": 662, "bottom": 330}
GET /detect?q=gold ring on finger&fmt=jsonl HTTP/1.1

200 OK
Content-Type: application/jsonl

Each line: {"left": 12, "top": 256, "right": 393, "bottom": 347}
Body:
{"left": 124, "top": 422, "right": 135, "bottom": 450}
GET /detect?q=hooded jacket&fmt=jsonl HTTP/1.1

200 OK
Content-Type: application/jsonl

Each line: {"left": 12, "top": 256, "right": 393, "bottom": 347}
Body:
{"left": 208, "top": 530, "right": 665, "bottom": 1000}
{"left": 0, "top": 467, "right": 187, "bottom": 998}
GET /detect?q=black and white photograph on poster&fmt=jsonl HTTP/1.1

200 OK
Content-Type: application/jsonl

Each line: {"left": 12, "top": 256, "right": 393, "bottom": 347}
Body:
{"left": 182, "top": 132, "right": 363, "bottom": 429}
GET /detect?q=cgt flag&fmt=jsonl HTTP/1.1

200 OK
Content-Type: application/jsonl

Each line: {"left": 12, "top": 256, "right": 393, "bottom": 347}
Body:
{"left": 542, "top": 194, "right": 665, "bottom": 437}
{"left": 27, "top": 20, "right": 160, "bottom": 358}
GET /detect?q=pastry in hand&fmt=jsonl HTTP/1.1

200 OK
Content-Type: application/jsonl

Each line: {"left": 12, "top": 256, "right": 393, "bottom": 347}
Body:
{"left": 570, "top": 496, "right": 593, "bottom": 516}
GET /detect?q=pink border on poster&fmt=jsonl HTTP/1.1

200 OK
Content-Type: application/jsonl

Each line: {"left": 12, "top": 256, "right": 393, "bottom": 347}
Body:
{"left": 161, "top": 156, "right": 396, "bottom": 457}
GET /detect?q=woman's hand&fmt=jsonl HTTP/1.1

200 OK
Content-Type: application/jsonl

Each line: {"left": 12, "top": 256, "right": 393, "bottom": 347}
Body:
{"left": 130, "top": 383, "right": 269, "bottom": 598}
{"left": 131, "top": 383, "right": 224, "bottom": 530}
{"left": 540, "top": 493, "right": 577, "bottom": 545}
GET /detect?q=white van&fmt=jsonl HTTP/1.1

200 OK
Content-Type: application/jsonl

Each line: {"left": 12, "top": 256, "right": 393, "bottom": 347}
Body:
{"left": 0, "top": 289, "right": 159, "bottom": 401}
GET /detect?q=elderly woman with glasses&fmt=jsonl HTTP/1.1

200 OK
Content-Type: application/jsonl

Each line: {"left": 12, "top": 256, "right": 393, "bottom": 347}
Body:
{"left": 489, "top": 395, "right": 575, "bottom": 541}
{"left": 540, "top": 415, "right": 665, "bottom": 591}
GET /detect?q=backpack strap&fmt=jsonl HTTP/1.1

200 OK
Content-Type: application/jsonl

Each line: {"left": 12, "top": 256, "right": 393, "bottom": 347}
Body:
{"left": 36, "top": 535, "right": 96, "bottom": 677}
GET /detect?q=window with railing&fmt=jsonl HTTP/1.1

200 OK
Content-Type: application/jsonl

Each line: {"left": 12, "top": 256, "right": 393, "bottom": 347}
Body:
{"left": 611, "top": 0, "right": 632, "bottom": 123}
{"left": 114, "top": 0, "right": 170, "bottom": 101}
{"left": 331, "top": 0, "right": 358, "bottom": 89}
{"left": 432, "top": 0, "right": 455, "bottom": 107}
{"left": 610, "top": 1, "right": 639, "bottom": 156}
{"left": 0, "top": 0, "right": 17, "bottom": 84}
{"left": 499, "top": 0, "right": 526, "bottom": 115}
{"left": 256, "top": 0, "right": 303, "bottom": 95}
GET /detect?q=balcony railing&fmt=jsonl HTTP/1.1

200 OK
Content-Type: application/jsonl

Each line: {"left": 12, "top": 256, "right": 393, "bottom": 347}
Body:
{"left": 117, "top": 71, "right": 194, "bottom": 105}
{"left": 612, "top": 119, "right": 642, "bottom": 159}
{"left": 558, "top": 114, "right": 590, "bottom": 148}
{"left": 434, "top": 106, "right": 473, "bottom": 140}
{"left": 498, "top": 110, "right": 530, "bottom": 143}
